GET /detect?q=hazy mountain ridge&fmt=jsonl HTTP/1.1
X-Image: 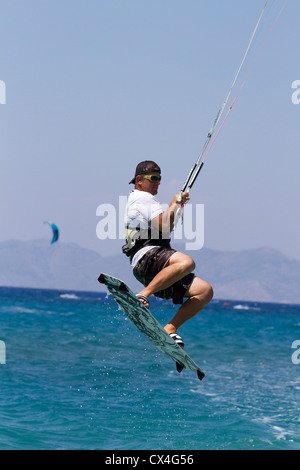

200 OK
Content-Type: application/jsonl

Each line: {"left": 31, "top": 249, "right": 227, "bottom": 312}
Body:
{"left": 0, "top": 240, "right": 299, "bottom": 304}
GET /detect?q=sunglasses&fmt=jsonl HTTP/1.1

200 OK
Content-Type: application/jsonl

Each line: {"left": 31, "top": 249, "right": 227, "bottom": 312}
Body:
{"left": 142, "top": 174, "right": 161, "bottom": 182}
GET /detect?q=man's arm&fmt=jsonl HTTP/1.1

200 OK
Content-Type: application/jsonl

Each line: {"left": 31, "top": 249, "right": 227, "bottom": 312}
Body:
{"left": 151, "top": 192, "right": 190, "bottom": 233}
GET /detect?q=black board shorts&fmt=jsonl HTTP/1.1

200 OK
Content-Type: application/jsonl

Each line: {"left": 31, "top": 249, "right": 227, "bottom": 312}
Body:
{"left": 133, "top": 246, "right": 195, "bottom": 305}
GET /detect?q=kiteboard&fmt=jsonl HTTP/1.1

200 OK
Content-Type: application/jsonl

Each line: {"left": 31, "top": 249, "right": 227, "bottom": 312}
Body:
{"left": 98, "top": 273, "right": 205, "bottom": 381}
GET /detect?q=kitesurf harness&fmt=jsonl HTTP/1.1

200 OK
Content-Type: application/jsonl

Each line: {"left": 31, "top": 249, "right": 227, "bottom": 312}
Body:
{"left": 122, "top": 227, "right": 171, "bottom": 259}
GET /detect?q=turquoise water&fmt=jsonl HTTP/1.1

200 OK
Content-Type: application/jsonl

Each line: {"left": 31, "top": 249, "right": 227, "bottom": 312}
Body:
{"left": 0, "top": 286, "right": 299, "bottom": 450}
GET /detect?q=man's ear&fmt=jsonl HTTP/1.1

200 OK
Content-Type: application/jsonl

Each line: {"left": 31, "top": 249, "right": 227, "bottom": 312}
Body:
{"left": 135, "top": 175, "right": 143, "bottom": 186}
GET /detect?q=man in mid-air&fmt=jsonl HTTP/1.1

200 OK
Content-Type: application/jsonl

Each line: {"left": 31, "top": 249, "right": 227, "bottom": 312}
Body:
{"left": 123, "top": 161, "right": 213, "bottom": 349}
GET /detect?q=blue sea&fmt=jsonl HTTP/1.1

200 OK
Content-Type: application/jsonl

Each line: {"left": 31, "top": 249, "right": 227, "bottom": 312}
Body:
{"left": 0, "top": 285, "right": 299, "bottom": 450}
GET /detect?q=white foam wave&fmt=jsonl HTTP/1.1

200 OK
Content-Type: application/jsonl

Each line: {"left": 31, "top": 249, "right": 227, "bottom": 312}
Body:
{"left": 59, "top": 294, "right": 79, "bottom": 300}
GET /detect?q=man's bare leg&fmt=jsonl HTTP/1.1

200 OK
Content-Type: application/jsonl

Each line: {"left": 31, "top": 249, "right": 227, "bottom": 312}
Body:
{"left": 164, "top": 276, "right": 213, "bottom": 335}
{"left": 137, "top": 252, "right": 195, "bottom": 308}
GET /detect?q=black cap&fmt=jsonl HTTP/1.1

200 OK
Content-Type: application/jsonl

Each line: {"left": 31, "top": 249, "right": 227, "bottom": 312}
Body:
{"left": 129, "top": 160, "right": 161, "bottom": 184}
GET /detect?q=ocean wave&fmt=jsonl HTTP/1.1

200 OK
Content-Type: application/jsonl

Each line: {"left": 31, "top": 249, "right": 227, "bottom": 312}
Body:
{"left": 59, "top": 294, "right": 79, "bottom": 300}
{"left": 233, "top": 304, "right": 261, "bottom": 311}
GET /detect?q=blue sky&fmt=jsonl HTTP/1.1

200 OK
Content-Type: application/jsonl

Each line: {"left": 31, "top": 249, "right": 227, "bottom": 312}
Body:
{"left": 1, "top": 0, "right": 299, "bottom": 260}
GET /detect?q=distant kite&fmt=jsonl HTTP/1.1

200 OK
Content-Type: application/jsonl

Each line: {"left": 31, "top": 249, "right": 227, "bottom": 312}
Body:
{"left": 44, "top": 221, "right": 59, "bottom": 244}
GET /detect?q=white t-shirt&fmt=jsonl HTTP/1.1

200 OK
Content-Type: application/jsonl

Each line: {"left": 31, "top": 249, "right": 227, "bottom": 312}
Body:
{"left": 125, "top": 190, "right": 164, "bottom": 268}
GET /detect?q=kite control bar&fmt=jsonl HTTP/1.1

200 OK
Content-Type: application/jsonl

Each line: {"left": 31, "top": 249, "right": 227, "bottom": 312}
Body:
{"left": 182, "top": 162, "right": 204, "bottom": 193}
{"left": 177, "top": 162, "right": 204, "bottom": 205}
